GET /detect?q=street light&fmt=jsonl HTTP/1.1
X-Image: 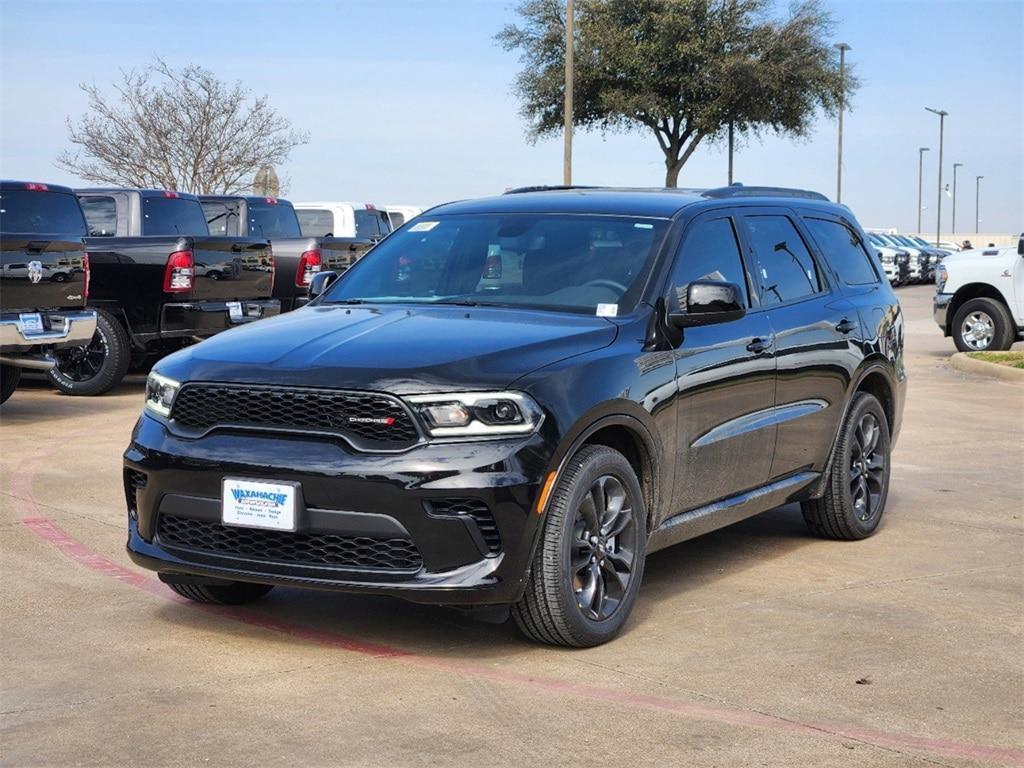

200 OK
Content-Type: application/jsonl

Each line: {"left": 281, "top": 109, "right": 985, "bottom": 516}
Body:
{"left": 951, "top": 162, "right": 963, "bottom": 234}
{"left": 917, "top": 147, "right": 930, "bottom": 233}
{"left": 835, "top": 43, "right": 851, "bottom": 202}
{"left": 975, "top": 175, "right": 984, "bottom": 234}
{"left": 925, "top": 107, "right": 948, "bottom": 246}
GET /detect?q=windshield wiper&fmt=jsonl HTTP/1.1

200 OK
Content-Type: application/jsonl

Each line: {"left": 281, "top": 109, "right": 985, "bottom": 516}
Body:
{"left": 326, "top": 298, "right": 367, "bottom": 305}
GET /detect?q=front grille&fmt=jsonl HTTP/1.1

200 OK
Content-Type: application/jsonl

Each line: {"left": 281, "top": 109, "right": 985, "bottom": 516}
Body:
{"left": 124, "top": 469, "right": 147, "bottom": 518}
{"left": 157, "top": 514, "right": 423, "bottom": 572}
{"left": 169, "top": 384, "right": 420, "bottom": 450}
{"left": 427, "top": 498, "right": 501, "bottom": 555}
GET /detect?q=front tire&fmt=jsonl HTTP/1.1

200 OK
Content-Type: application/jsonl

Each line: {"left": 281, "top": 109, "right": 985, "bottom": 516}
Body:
{"left": 952, "top": 297, "right": 1015, "bottom": 352}
{"left": 513, "top": 445, "right": 646, "bottom": 647}
{"left": 160, "top": 576, "right": 274, "bottom": 605}
{"left": 0, "top": 365, "right": 21, "bottom": 404}
{"left": 48, "top": 309, "right": 131, "bottom": 396}
{"left": 802, "top": 392, "right": 891, "bottom": 540}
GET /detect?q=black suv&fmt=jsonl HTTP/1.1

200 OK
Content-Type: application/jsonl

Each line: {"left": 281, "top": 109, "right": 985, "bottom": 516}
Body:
{"left": 124, "top": 186, "right": 905, "bottom": 647}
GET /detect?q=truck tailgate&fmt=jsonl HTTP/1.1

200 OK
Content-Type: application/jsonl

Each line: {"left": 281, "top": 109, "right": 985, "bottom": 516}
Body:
{"left": 1, "top": 235, "right": 89, "bottom": 312}
{"left": 191, "top": 237, "right": 273, "bottom": 301}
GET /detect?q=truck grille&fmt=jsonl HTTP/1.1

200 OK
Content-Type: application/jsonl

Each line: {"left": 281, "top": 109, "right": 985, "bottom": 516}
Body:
{"left": 157, "top": 514, "right": 423, "bottom": 572}
{"left": 169, "top": 384, "right": 420, "bottom": 450}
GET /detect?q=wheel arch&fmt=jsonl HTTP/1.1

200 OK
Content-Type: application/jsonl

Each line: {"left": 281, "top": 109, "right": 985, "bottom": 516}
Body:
{"left": 948, "top": 283, "right": 1012, "bottom": 332}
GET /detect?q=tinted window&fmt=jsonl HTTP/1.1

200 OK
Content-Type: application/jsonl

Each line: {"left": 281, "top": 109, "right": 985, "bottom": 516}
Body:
{"left": 142, "top": 197, "right": 209, "bottom": 236}
{"left": 0, "top": 190, "right": 87, "bottom": 236}
{"left": 297, "top": 209, "right": 334, "bottom": 236}
{"left": 744, "top": 215, "right": 821, "bottom": 305}
{"left": 355, "top": 209, "right": 391, "bottom": 238}
{"left": 202, "top": 201, "right": 239, "bottom": 236}
{"left": 804, "top": 218, "right": 879, "bottom": 286}
{"left": 389, "top": 212, "right": 406, "bottom": 228}
{"left": 670, "top": 217, "right": 749, "bottom": 306}
{"left": 248, "top": 202, "right": 301, "bottom": 238}
{"left": 79, "top": 195, "right": 117, "bottom": 236}
{"left": 322, "top": 213, "right": 670, "bottom": 314}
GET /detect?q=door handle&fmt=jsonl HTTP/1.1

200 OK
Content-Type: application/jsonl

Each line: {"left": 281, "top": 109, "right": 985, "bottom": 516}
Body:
{"left": 835, "top": 318, "right": 858, "bottom": 334}
{"left": 746, "top": 336, "right": 773, "bottom": 355}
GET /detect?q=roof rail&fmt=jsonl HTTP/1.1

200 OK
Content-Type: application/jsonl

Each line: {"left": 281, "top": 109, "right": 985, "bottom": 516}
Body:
{"left": 702, "top": 183, "right": 830, "bottom": 202}
{"left": 503, "top": 185, "right": 599, "bottom": 195}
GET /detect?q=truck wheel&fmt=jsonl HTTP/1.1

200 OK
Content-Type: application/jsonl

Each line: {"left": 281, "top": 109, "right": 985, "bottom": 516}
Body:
{"left": 512, "top": 445, "right": 646, "bottom": 647}
{"left": 952, "top": 298, "right": 1015, "bottom": 352}
{"left": 801, "top": 392, "right": 891, "bottom": 541}
{"left": 160, "top": 577, "right": 274, "bottom": 605}
{"left": 0, "top": 365, "right": 21, "bottom": 404}
{"left": 48, "top": 309, "right": 131, "bottom": 396}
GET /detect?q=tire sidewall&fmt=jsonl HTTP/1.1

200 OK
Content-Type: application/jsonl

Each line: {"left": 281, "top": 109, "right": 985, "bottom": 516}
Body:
{"left": 952, "top": 298, "right": 1010, "bottom": 353}
{"left": 48, "top": 310, "right": 130, "bottom": 396}
{"left": 0, "top": 364, "right": 21, "bottom": 404}
{"left": 838, "top": 394, "right": 891, "bottom": 537}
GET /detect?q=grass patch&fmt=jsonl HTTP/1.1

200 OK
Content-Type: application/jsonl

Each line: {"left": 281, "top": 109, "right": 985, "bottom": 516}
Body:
{"left": 966, "top": 351, "right": 1024, "bottom": 369}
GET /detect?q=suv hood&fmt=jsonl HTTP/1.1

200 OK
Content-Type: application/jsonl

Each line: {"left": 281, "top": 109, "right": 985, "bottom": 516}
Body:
{"left": 159, "top": 304, "right": 618, "bottom": 394}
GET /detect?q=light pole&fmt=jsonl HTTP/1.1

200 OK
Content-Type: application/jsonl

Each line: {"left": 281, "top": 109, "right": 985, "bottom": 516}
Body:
{"left": 563, "top": 0, "right": 574, "bottom": 185}
{"left": 917, "top": 147, "right": 929, "bottom": 233}
{"left": 951, "top": 162, "right": 963, "bottom": 234}
{"left": 975, "top": 175, "right": 983, "bottom": 234}
{"left": 925, "top": 107, "right": 948, "bottom": 246}
{"left": 835, "top": 43, "right": 851, "bottom": 202}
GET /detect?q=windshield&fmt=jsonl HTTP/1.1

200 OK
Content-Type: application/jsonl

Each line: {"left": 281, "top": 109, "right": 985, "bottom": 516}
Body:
{"left": 248, "top": 202, "right": 301, "bottom": 238}
{"left": 142, "top": 197, "right": 210, "bottom": 236}
{"left": 320, "top": 213, "right": 670, "bottom": 314}
{"left": 0, "top": 190, "right": 87, "bottom": 235}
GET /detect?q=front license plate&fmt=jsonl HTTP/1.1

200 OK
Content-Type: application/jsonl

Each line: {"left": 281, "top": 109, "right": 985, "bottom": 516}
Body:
{"left": 18, "top": 312, "right": 44, "bottom": 334}
{"left": 222, "top": 478, "right": 298, "bottom": 531}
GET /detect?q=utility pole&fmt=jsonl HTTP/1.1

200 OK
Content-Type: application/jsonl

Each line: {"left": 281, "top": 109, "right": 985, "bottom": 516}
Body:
{"left": 835, "top": 43, "right": 851, "bottom": 202}
{"left": 975, "top": 175, "right": 983, "bottom": 234}
{"left": 951, "top": 162, "right": 963, "bottom": 234}
{"left": 925, "top": 107, "right": 948, "bottom": 246}
{"left": 917, "top": 147, "right": 929, "bottom": 233}
{"left": 727, "top": 122, "right": 734, "bottom": 184}
{"left": 563, "top": 0, "right": 574, "bottom": 185}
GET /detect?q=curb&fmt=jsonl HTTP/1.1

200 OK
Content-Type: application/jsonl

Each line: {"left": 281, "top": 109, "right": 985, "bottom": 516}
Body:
{"left": 950, "top": 353, "right": 1024, "bottom": 383}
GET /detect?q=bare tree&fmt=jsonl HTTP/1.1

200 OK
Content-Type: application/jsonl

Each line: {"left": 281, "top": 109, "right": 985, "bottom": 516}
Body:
{"left": 57, "top": 59, "right": 309, "bottom": 194}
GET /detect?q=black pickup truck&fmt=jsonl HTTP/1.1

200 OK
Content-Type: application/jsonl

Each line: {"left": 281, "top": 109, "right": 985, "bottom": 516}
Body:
{"left": 199, "top": 195, "right": 373, "bottom": 311}
{"left": 0, "top": 181, "right": 97, "bottom": 404}
{"left": 50, "top": 188, "right": 279, "bottom": 396}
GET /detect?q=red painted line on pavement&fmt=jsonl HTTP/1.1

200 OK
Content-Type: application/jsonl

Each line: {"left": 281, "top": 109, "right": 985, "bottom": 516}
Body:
{"left": 12, "top": 451, "right": 1024, "bottom": 766}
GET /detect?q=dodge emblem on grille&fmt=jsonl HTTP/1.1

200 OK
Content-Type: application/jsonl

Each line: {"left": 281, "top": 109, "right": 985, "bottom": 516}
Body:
{"left": 348, "top": 416, "right": 396, "bottom": 425}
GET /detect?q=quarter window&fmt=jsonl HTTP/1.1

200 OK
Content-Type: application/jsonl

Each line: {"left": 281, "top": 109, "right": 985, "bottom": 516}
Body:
{"left": 79, "top": 195, "right": 117, "bottom": 237}
{"left": 804, "top": 218, "right": 880, "bottom": 286}
{"left": 670, "top": 217, "right": 749, "bottom": 307}
{"left": 743, "top": 215, "right": 821, "bottom": 305}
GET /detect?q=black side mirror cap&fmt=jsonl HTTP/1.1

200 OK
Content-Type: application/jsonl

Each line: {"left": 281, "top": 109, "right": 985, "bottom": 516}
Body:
{"left": 308, "top": 270, "right": 340, "bottom": 300}
{"left": 668, "top": 280, "right": 746, "bottom": 328}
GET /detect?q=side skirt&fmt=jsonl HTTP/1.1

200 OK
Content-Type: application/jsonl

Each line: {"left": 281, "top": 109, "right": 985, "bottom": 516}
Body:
{"left": 646, "top": 471, "right": 819, "bottom": 554}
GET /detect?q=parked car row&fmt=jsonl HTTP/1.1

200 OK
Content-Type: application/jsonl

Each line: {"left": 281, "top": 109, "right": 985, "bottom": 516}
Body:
{"left": 1, "top": 179, "right": 424, "bottom": 403}
{"left": 866, "top": 232, "right": 949, "bottom": 286}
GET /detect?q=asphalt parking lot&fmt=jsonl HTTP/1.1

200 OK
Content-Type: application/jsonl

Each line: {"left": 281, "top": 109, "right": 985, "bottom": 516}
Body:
{"left": 2, "top": 284, "right": 1021, "bottom": 768}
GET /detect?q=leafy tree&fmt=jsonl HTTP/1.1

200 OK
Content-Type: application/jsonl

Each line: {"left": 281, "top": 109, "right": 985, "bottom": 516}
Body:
{"left": 498, "top": 0, "right": 857, "bottom": 187}
{"left": 57, "top": 59, "right": 308, "bottom": 194}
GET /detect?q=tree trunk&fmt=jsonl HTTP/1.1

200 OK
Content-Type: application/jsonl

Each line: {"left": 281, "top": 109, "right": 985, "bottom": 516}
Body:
{"left": 665, "top": 160, "right": 683, "bottom": 188}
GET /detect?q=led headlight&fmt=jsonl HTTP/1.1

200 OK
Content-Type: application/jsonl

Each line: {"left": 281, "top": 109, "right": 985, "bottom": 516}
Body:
{"left": 880, "top": 252, "right": 894, "bottom": 264}
{"left": 145, "top": 371, "right": 181, "bottom": 417}
{"left": 935, "top": 263, "right": 948, "bottom": 291}
{"left": 405, "top": 391, "right": 543, "bottom": 439}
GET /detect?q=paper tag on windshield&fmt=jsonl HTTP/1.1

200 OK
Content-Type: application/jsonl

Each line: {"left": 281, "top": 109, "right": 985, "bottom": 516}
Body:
{"left": 596, "top": 303, "right": 618, "bottom": 318}
{"left": 409, "top": 220, "right": 439, "bottom": 232}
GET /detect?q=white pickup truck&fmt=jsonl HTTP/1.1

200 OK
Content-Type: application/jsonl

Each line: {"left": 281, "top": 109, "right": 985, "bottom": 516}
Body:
{"left": 934, "top": 234, "right": 1024, "bottom": 351}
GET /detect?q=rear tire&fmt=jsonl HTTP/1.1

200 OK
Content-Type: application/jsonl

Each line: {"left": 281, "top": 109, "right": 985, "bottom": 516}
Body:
{"left": 513, "top": 445, "right": 646, "bottom": 647}
{"left": 48, "top": 309, "right": 131, "bottom": 396}
{"left": 802, "top": 392, "right": 891, "bottom": 541}
{"left": 952, "top": 297, "right": 1015, "bottom": 352}
{"left": 0, "top": 365, "right": 21, "bottom": 404}
{"left": 161, "top": 577, "right": 274, "bottom": 605}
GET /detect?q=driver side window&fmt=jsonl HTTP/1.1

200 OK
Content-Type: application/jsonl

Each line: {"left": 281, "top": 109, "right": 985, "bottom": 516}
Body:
{"left": 670, "top": 217, "right": 749, "bottom": 307}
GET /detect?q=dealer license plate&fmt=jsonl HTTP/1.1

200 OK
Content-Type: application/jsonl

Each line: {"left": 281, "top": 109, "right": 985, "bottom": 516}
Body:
{"left": 18, "top": 313, "right": 44, "bottom": 334}
{"left": 222, "top": 478, "right": 298, "bottom": 531}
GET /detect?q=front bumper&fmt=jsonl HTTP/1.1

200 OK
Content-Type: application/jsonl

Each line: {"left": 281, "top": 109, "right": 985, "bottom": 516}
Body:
{"left": 124, "top": 414, "right": 552, "bottom": 605}
{"left": 158, "top": 299, "right": 280, "bottom": 339}
{"left": 934, "top": 292, "right": 953, "bottom": 334}
{"left": 0, "top": 309, "right": 97, "bottom": 368}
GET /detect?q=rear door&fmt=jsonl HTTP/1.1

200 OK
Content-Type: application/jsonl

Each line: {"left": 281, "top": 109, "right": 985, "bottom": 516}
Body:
{"left": 737, "top": 209, "right": 853, "bottom": 479}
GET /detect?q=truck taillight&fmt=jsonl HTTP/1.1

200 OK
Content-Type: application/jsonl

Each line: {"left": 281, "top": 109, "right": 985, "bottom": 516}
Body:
{"left": 296, "top": 249, "right": 323, "bottom": 287}
{"left": 83, "top": 253, "right": 90, "bottom": 299}
{"left": 163, "top": 250, "right": 194, "bottom": 293}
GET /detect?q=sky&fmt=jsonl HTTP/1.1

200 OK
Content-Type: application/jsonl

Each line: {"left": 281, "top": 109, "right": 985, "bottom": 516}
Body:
{"left": 1, "top": 0, "right": 1021, "bottom": 234}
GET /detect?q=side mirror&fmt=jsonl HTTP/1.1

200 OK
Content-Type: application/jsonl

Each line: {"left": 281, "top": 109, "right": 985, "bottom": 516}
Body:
{"left": 669, "top": 280, "right": 746, "bottom": 328}
{"left": 308, "top": 270, "right": 339, "bottom": 300}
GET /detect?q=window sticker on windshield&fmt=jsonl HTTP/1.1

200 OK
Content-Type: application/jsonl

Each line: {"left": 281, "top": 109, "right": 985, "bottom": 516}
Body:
{"left": 408, "top": 220, "right": 439, "bottom": 232}
{"left": 596, "top": 303, "right": 618, "bottom": 318}
{"left": 634, "top": 222, "right": 654, "bottom": 229}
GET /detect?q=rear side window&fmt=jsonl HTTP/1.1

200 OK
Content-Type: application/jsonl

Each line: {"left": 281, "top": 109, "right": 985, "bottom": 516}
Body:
{"left": 743, "top": 215, "right": 821, "bottom": 305}
{"left": 804, "top": 218, "right": 879, "bottom": 286}
{"left": 0, "top": 190, "right": 87, "bottom": 236}
{"left": 201, "top": 201, "right": 240, "bottom": 236}
{"left": 297, "top": 209, "right": 334, "bottom": 236}
{"left": 79, "top": 195, "right": 117, "bottom": 237}
{"left": 670, "top": 217, "right": 749, "bottom": 307}
{"left": 355, "top": 209, "right": 392, "bottom": 238}
{"left": 142, "top": 197, "right": 209, "bottom": 236}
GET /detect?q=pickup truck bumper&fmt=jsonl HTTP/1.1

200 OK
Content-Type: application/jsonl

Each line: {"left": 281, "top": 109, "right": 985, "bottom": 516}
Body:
{"left": 0, "top": 310, "right": 98, "bottom": 369}
{"left": 159, "top": 299, "right": 281, "bottom": 339}
{"left": 933, "top": 292, "right": 953, "bottom": 334}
